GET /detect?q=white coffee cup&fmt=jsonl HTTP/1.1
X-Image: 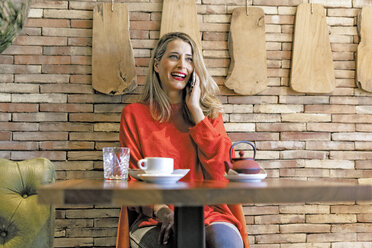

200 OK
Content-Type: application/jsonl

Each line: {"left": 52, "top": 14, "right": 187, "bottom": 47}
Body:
{"left": 137, "top": 157, "right": 174, "bottom": 174}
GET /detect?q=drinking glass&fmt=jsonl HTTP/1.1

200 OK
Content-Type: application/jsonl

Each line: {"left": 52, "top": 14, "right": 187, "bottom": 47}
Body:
{"left": 102, "top": 147, "right": 130, "bottom": 180}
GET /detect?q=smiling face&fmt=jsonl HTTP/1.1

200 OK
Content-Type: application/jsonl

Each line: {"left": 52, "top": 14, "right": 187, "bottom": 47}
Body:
{"left": 154, "top": 39, "right": 194, "bottom": 102}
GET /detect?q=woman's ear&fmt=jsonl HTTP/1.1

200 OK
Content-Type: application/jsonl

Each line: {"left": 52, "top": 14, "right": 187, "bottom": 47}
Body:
{"left": 154, "top": 59, "right": 159, "bottom": 73}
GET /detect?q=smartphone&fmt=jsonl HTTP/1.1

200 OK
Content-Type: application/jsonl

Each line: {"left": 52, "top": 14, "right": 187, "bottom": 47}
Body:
{"left": 186, "top": 72, "right": 194, "bottom": 94}
{"left": 187, "top": 71, "right": 194, "bottom": 87}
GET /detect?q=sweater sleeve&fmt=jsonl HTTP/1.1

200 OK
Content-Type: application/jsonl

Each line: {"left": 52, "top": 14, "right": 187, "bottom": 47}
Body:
{"left": 119, "top": 106, "right": 143, "bottom": 171}
{"left": 119, "top": 106, "right": 156, "bottom": 220}
{"left": 189, "top": 114, "right": 232, "bottom": 180}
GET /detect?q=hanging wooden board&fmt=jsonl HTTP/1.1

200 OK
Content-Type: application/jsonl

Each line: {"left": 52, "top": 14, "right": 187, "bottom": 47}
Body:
{"left": 160, "top": 0, "right": 202, "bottom": 49}
{"left": 92, "top": 3, "right": 137, "bottom": 95}
{"left": 290, "top": 3, "right": 335, "bottom": 93}
{"left": 225, "top": 7, "right": 267, "bottom": 95}
{"left": 356, "top": 6, "right": 372, "bottom": 93}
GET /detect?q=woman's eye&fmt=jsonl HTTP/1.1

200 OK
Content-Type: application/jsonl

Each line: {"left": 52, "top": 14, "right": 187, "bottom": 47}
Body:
{"left": 169, "top": 55, "right": 178, "bottom": 59}
{"left": 186, "top": 57, "right": 193, "bottom": 62}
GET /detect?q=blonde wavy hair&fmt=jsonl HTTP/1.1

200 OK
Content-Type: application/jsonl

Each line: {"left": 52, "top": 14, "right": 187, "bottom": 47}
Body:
{"left": 141, "top": 32, "right": 223, "bottom": 123}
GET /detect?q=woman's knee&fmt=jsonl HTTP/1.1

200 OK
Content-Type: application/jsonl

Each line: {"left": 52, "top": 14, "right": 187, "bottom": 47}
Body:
{"left": 205, "top": 222, "right": 243, "bottom": 248}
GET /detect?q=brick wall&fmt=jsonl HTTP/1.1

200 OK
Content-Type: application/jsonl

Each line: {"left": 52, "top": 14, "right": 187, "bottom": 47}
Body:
{"left": 1, "top": 0, "right": 372, "bottom": 247}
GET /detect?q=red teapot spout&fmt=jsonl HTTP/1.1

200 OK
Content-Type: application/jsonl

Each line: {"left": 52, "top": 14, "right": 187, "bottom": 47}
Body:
{"left": 224, "top": 161, "right": 233, "bottom": 173}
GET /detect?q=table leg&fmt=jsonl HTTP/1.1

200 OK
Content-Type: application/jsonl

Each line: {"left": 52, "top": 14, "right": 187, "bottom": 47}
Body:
{"left": 174, "top": 206, "right": 205, "bottom": 248}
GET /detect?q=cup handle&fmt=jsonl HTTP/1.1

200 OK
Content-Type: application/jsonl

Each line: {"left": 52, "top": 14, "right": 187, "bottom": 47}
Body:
{"left": 138, "top": 159, "right": 147, "bottom": 170}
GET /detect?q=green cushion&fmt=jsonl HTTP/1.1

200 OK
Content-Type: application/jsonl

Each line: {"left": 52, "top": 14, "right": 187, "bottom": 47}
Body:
{"left": 0, "top": 158, "right": 55, "bottom": 248}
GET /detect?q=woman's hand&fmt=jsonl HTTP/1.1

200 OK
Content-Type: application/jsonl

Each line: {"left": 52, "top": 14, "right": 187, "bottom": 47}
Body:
{"left": 155, "top": 205, "right": 174, "bottom": 245}
{"left": 186, "top": 72, "right": 205, "bottom": 124}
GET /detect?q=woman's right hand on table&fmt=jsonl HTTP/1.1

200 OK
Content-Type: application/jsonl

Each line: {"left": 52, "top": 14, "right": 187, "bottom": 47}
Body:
{"left": 155, "top": 205, "right": 174, "bottom": 245}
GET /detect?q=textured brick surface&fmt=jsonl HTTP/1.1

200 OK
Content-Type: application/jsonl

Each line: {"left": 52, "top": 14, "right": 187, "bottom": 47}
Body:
{"left": 0, "top": 1, "right": 371, "bottom": 247}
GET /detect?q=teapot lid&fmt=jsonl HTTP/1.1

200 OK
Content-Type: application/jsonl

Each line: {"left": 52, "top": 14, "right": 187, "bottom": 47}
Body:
{"left": 234, "top": 151, "right": 247, "bottom": 160}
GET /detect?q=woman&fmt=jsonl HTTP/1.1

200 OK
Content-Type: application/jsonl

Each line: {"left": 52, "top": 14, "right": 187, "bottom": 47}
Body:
{"left": 118, "top": 32, "right": 247, "bottom": 248}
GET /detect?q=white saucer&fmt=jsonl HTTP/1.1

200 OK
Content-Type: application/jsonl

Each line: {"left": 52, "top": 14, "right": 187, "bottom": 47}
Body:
{"left": 171, "top": 169, "right": 190, "bottom": 177}
{"left": 128, "top": 169, "right": 145, "bottom": 180}
{"left": 137, "top": 173, "right": 186, "bottom": 184}
{"left": 131, "top": 169, "right": 189, "bottom": 184}
{"left": 129, "top": 169, "right": 189, "bottom": 180}
{"left": 225, "top": 173, "right": 267, "bottom": 182}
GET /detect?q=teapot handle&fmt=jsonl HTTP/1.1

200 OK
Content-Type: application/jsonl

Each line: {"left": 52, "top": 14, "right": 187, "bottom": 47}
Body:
{"left": 229, "top": 141, "right": 257, "bottom": 162}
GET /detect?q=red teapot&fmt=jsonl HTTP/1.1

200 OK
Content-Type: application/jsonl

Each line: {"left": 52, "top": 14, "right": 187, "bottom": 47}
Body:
{"left": 224, "top": 141, "right": 261, "bottom": 174}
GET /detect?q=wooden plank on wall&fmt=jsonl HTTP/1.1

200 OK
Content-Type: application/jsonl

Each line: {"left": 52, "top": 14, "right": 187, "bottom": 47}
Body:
{"left": 290, "top": 3, "right": 335, "bottom": 94}
{"left": 225, "top": 7, "right": 267, "bottom": 95}
{"left": 160, "top": 0, "right": 201, "bottom": 50}
{"left": 356, "top": 6, "right": 372, "bottom": 93}
{"left": 92, "top": 3, "right": 137, "bottom": 95}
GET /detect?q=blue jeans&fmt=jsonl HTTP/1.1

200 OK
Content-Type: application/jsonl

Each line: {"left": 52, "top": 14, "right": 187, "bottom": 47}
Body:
{"left": 129, "top": 220, "right": 243, "bottom": 248}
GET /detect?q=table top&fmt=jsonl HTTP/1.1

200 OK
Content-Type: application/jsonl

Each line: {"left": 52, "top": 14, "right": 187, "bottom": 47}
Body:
{"left": 38, "top": 179, "right": 372, "bottom": 206}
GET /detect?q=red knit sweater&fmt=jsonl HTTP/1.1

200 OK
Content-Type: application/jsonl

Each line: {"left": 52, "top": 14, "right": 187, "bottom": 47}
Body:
{"left": 119, "top": 103, "right": 241, "bottom": 230}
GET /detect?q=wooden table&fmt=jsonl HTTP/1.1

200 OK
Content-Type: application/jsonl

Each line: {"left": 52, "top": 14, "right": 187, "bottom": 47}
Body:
{"left": 38, "top": 179, "right": 372, "bottom": 248}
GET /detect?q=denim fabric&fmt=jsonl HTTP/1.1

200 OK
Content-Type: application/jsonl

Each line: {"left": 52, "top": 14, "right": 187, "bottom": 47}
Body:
{"left": 206, "top": 222, "right": 243, "bottom": 248}
{"left": 129, "top": 221, "right": 243, "bottom": 248}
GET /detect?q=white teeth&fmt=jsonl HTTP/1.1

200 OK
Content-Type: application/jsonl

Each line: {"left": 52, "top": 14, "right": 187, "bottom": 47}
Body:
{"left": 171, "top": 73, "right": 186, "bottom": 78}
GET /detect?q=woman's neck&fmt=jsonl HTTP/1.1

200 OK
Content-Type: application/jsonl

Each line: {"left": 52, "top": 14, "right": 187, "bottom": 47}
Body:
{"left": 167, "top": 91, "right": 183, "bottom": 104}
